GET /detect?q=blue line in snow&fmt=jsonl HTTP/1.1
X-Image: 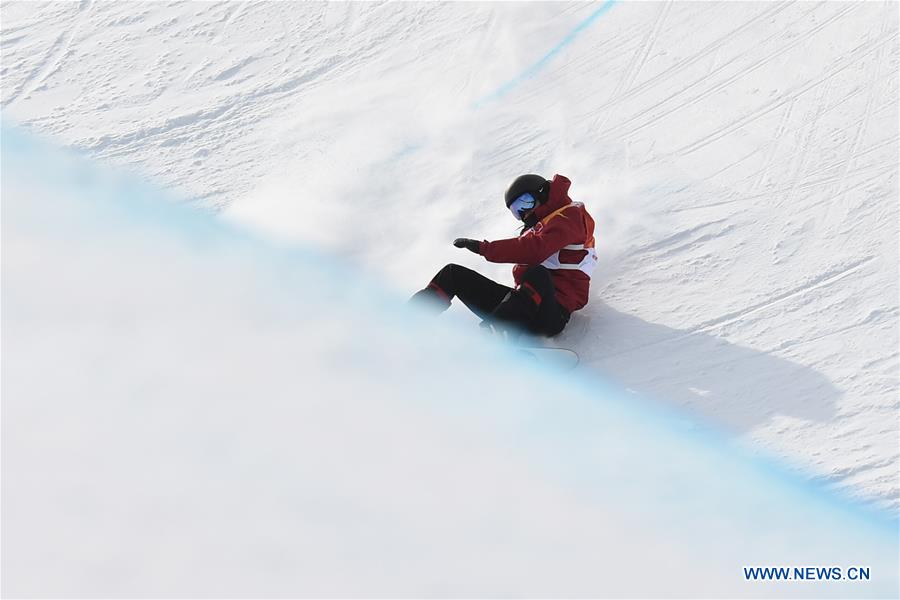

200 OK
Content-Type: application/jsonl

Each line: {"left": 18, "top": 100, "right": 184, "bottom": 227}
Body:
{"left": 473, "top": 1, "right": 617, "bottom": 109}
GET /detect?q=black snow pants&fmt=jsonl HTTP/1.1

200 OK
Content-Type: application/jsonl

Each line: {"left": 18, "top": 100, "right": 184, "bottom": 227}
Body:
{"left": 418, "top": 263, "right": 570, "bottom": 337}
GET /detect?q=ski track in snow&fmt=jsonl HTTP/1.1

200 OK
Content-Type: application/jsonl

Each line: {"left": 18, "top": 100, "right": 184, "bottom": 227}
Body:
{"left": 2, "top": 1, "right": 898, "bottom": 512}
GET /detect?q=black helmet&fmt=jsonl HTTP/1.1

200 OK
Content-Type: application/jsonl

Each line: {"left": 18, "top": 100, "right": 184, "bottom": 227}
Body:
{"left": 505, "top": 174, "right": 549, "bottom": 207}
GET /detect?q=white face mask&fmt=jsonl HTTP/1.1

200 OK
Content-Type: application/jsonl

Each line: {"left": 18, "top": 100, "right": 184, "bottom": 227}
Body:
{"left": 508, "top": 193, "right": 537, "bottom": 221}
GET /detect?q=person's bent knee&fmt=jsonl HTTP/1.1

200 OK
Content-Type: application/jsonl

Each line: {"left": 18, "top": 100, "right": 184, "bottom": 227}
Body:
{"left": 521, "top": 264, "right": 551, "bottom": 278}
{"left": 520, "top": 265, "right": 553, "bottom": 286}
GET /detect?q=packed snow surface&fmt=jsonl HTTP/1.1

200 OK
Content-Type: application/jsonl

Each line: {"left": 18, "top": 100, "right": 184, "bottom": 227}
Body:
{"left": 1, "top": 0, "right": 898, "bottom": 594}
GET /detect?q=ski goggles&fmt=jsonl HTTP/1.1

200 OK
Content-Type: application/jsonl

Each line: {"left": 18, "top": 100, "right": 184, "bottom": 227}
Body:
{"left": 508, "top": 192, "right": 537, "bottom": 221}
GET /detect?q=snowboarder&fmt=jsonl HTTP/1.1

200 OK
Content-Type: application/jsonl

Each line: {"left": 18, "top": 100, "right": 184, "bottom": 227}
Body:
{"left": 410, "top": 173, "right": 596, "bottom": 337}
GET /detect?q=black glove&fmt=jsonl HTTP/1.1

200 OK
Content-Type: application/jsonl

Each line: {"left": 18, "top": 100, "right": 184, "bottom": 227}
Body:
{"left": 453, "top": 238, "right": 482, "bottom": 254}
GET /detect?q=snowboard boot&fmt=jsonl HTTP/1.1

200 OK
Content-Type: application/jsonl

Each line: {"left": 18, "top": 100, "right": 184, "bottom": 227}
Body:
{"left": 408, "top": 283, "right": 451, "bottom": 314}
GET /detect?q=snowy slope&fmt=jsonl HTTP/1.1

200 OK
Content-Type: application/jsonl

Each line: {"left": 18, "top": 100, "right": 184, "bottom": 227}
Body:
{"left": 3, "top": 123, "right": 897, "bottom": 599}
{"left": 2, "top": 0, "right": 898, "bottom": 520}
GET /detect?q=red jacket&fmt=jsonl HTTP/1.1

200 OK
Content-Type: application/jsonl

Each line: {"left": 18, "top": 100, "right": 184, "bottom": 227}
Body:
{"left": 480, "top": 175, "right": 596, "bottom": 313}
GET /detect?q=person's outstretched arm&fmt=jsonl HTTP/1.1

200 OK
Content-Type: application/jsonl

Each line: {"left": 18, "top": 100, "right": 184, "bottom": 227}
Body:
{"left": 480, "top": 210, "right": 582, "bottom": 265}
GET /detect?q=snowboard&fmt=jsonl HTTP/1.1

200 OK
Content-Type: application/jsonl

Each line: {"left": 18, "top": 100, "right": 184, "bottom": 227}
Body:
{"left": 516, "top": 346, "right": 580, "bottom": 370}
